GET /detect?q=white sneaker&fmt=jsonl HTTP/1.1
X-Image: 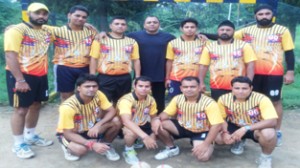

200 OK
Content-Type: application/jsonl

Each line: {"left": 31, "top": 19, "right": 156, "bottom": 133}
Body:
{"left": 104, "top": 146, "right": 120, "bottom": 161}
{"left": 12, "top": 143, "right": 35, "bottom": 159}
{"left": 25, "top": 135, "right": 53, "bottom": 147}
{"left": 256, "top": 155, "right": 272, "bottom": 168}
{"left": 154, "top": 146, "right": 180, "bottom": 160}
{"left": 231, "top": 139, "right": 246, "bottom": 155}
{"left": 133, "top": 138, "right": 144, "bottom": 149}
{"left": 123, "top": 149, "right": 139, "bottom": 165}
{"left": 61, "top": 145, "right": 80, "bottom": 161}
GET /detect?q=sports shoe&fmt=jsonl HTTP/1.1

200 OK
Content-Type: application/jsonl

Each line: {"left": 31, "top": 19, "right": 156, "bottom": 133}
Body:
{"left": 104, "top": 146, "right": 120, "bottom": 161}
{"left": 133, "top": 138, "right": 144, "bottom": 149}
{"left": 154, "top": 146, "right": 180, "bottom": 160}
{"left": 256, "top": 155, "right": 272, "bottom": 168}
{"left": 123, "top": 149, "right": 139, "bottom": 165}
{"left": 231, "top": 139, "right": 246, "bottom": 155}
{"left": 12, "top": 143, "right": 35, "bottom": 159}
{"left": 25, "top": 135, "right": 53, "bottom": 147}
{"left": 61, "top": 145, "right": 80, "bottom": 161}
{"left": 276, "top": 131, "right": 282, "bottom": 147}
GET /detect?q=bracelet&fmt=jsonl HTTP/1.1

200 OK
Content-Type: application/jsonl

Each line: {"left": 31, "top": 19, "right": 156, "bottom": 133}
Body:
{"left": 85, "top": 141, "right": 95, "bottom": 151}
{"left": 17, "top": 79, "right": 26, "bottom": 83}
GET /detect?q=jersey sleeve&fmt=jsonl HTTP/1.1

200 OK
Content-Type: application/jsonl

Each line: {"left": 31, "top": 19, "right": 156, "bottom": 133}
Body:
{"left": 243, "top": 43, "right": 257, "bottom": 63}
{"left": 131, "top": 42, "right": 140, "bottom": 60}
{"left": 57, "top": 105, "right": 76, "bottom": 130}
{"left": 118, "top": 99, "right": 134, "bottom": 116}
{"left": 149, "top": 98, "right": 158, "bottom": 116}
{"left": 163, "top": 96, "right": 178, "bottom": 116}
{"left": 234, "top": 29, "right": 243, "bottom": 40}
{"left": 4, "top": 28, "right": 23, "bottom": 52}
{"left": 282, "top": 29, "right": 295, "bottom": 51}
{"left": 199, "top": 47, "right": 210, "bottom": 65}
{"left": 166, "top": 42, "right": 174, "bottom": 60}
{"left": 259, "top": 97, "right": 278, "bottom": 120}
{"left": 89, "top": 40, "right": 101, "bottom": 59}
{"left": 217, "top": 97, "right": 227, "bottom": 119}
{"left": 206, "top": 101, "right": 224, "bottom": 125}
{"left": 98, "top": 91, "right": 112, "bottom": 110}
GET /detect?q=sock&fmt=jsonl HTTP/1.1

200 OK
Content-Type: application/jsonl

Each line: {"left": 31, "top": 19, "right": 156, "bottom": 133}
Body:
{"left": 13, "top": 135, "right": 24, "bottom": 146}
{"left": 125, "top": 145, "right": 134, "bottom": 151}
{"left": 167, "top": 145, "right": 176, "bottom": 149}
{"left": 24, "top": 127, "right": 35, "bottom": 139}
{"left": 261, "top": 153, "right": 271, "bottom": 158}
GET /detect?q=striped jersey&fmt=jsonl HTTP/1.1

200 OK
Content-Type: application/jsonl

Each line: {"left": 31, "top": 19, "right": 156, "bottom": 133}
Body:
{"left": 166, "top": 37, "right": 206, "bottom": 81}
{"left": 90, "top": 34, "right": 139, "bottom": 75}
{"left": 235, "top": 24, "right": 294, "bottom": 75}
{"left": 52, "top": 25, "right": 97, "bottom": 67}
{"left": 4, "top": 22, "right": 52, "bottom": 76}
{"left": 164, "top": 94, "right": 224, "bottom": 133}
{"left": 57, "top": 91, "right": 112, "bottom": 133}
{"left": 218, "top": 91, "right": 278, "bottom": 127}
{"left": 117, "top": 92, "right": 157, "bottom": 126}
{"left": 199, "top": 39, "right": 257, "bottom": 90}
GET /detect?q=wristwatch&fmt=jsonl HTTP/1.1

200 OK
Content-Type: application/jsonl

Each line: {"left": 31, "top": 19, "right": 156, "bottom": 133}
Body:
{"left": 244, "top": 125, "right": 251, "bottom": 132}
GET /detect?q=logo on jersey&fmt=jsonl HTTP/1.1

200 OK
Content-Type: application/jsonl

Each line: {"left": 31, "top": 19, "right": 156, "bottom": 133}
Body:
{"left": 124, "top": 45, "right": 133, "bottom": 54}
{"left": 173, "top": 47, "right": 181, "bottom": 56}
{"left": 22, "top": 34, "right": 37, "bottom": 46}
{"left": 267, "top": 34, "right": 282, "bottom": 43}
{"left": 54, "top": 37, "right": 70, "bottom": 48}
{"left": 242, "top": 33, "right": 254, "bottom": 43}
{"left": 194, "top": 46, "right": 203, "bottom": 55}
{"left": 83, "top": 36, "right": 93, "bottom": 46}
{"left": 209, "top": 52, "right": 219, "bottom": 60}
{"left": 101, "top": 44, "right": 111, "bottom": 53}
{"left": 232, "top": 49, "right": 242, "bottom": 59}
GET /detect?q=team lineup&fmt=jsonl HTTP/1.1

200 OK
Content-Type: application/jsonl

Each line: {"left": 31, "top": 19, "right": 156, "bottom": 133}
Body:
{"left": 4, "top": 2, "right": 295, "bottom": 168}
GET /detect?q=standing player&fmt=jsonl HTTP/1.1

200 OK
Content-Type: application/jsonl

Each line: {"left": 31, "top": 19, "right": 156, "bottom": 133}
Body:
{"left": 57, "top": 74, "right": 121, "bottom": 161}
{"left": 234, "top": 4, "right": 295, "bottom": 146}
{"left": 165, "top": 18, "right": 206, "bottom": 99}
{"left": 199, "top": 20, "right": 257, "bottom": 101}
{"left": 153, "top": 77, "right": 224, "bottom": 161}
{"left": 117, "top": 76, "right": 158, "bottom": 165}
{"left": 52, "top": 5, "right": 97, "bottom": 102}
{"left": 127, "top": 16, "right": 175, "bottom": 114}
{"left": 90, "top": 16, "right": 141, "bottom": 105}
{"left": 217, "top": 76, "right": 277, "bottom": 168}
{"left": 4, "top": 2, "right": 53, "bottom": 159}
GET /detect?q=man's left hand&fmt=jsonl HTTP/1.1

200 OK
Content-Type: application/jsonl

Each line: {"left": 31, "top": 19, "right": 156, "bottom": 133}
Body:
{"left": 230, "top": 127, "right": 247, "bottom": 142}
{"left": 284, "top": 71, "right": 294, "bottom": 85}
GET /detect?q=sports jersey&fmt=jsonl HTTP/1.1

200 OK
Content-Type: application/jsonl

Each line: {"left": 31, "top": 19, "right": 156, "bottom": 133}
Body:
{"left": 52, "top": 25, "right": 97, "bottom": 67}
{"left": 199, "top": 40, "right": 257, "bottom": 90}
{"left": 218, "top": 91, "right": 278, "bottom": 127}
{"left": 166, "top": 37, "right": 206, "bottom": 81}
{"left": 57, "top": 90, "right": 112, "bottom": 133}
{"left": 4, "top": 22, "right": 52, "bottom": 76}
{"left": 235, "top": 24, "right": 294, "bottom": 76}
{"left": 90, "top": 34, "right": 139, "bottom": 75}
{"left": 117, "top": 92, "right": 157, "bottom": 126}
{"left": 164, "top": 94, "right": 224, "bottom": 133}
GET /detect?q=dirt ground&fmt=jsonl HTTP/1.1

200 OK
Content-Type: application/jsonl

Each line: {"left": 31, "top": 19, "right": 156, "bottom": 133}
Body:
{"left": 0, "top": 104, "right": 299, "bottom": 168}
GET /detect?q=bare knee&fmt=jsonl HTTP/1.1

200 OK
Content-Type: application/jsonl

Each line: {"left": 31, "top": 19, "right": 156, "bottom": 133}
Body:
{"left": 68, "top": 143, "right": 88, "bottom": 156}
{"left": 14, "top": 107, "right": 29, "bottom": 117}
{"left": 112, "top": 117, "right": 122, "bottom": 130}
{"left": 256, "top": 128, "right": 276, "bottom": 142}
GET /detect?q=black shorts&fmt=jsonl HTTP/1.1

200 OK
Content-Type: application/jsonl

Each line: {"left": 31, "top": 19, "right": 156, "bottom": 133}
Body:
{"left": 56, "top": 65, "right": 89, "bottom": 92}
{"left": 171, "top": 119, "right": 208, "bottom": 141}
{"left": 210, "top": 88, "right": 231, "bottom": 101}
{"left": 56, "top": 132, "right": 104, "bottom": 148}
{"left": 6, "top": 71, "right": 48, "bottom": 108}
{"left": 227, "top": 122, "right": 258, "bottom": 143}
{"left": 97, "top": 73, "right": 131, "bottom": 103}
{"left": 252, "top": 74, "right": 283, "bottom": 101}
{"left": 139, "top": 122, "right": 153, "bottom": 135}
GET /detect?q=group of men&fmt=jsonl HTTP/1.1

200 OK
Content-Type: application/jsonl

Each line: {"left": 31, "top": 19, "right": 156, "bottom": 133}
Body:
{"left": 4, "top": 2, "right": 295, "bottom": 168}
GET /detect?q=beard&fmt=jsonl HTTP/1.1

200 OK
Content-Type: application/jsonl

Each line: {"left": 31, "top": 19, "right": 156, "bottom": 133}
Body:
{"left": 29, "top": 17, "right": 48, "bottom": 26}
{"left": 256, "top": 18, "right": 272, "bottom": 27}
{"left": 219, "top": 34, "right": 233, "bottom": 41}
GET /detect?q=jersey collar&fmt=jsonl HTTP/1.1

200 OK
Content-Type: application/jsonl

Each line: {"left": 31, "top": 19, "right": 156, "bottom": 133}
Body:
{"left": 75, "top": 92, "right": 85, "bottom": 104}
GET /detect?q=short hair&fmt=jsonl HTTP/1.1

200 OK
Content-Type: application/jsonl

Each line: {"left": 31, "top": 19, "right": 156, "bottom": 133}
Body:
{"left": 110, "top": 16, "right": 126, "bottom": 24}
{"left": 180, "top": 18, "right": 198, "bottom": 28}
{"left": 144, "top": 16, "right": 160, "bottom": 23}
{"left": 181, "top": 76, "right": 200, "bottom": 84}
{"left": 231, "top": 76, "right": 252, "bottom": 87}
{"left": 69, "top": 5, "right": 89, "bottom": 16}
{"left": 134, "top": 76, "right": 152, "bottom": 86}
{"left": 76, "top": 74, "right": 98, "bottom": 87}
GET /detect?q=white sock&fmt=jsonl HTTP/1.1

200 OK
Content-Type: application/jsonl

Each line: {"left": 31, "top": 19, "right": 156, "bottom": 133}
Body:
{"left": 125, "top": 145, "right": 134, "bottom": 151}
{"left": 24, "top": 127, "right": 35, "bottom": 139}
{"left": 261, "top": 153, "right": 271, "bottom": 158}
{"left": 13, "top": 135, "right": 24, "bottom": 146}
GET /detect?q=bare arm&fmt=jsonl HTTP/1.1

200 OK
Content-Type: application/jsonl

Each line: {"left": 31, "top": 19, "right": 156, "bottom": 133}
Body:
{"left": 90, "top": 57, "right": 98, "bottom": 75}
{"left": 199, "top": 65, "right": 209, "bottom": 92}
{"left": 246, "top": 61, "right": 255, "bottom": 81}
{"left": 165, "top": 59, "right": 173, "bottom": 88}
{"left": 5, "top": 51, "right": 30, "bottom": 92}
{"left": 133, "top": 59, "right": 141, "bottom": 78}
